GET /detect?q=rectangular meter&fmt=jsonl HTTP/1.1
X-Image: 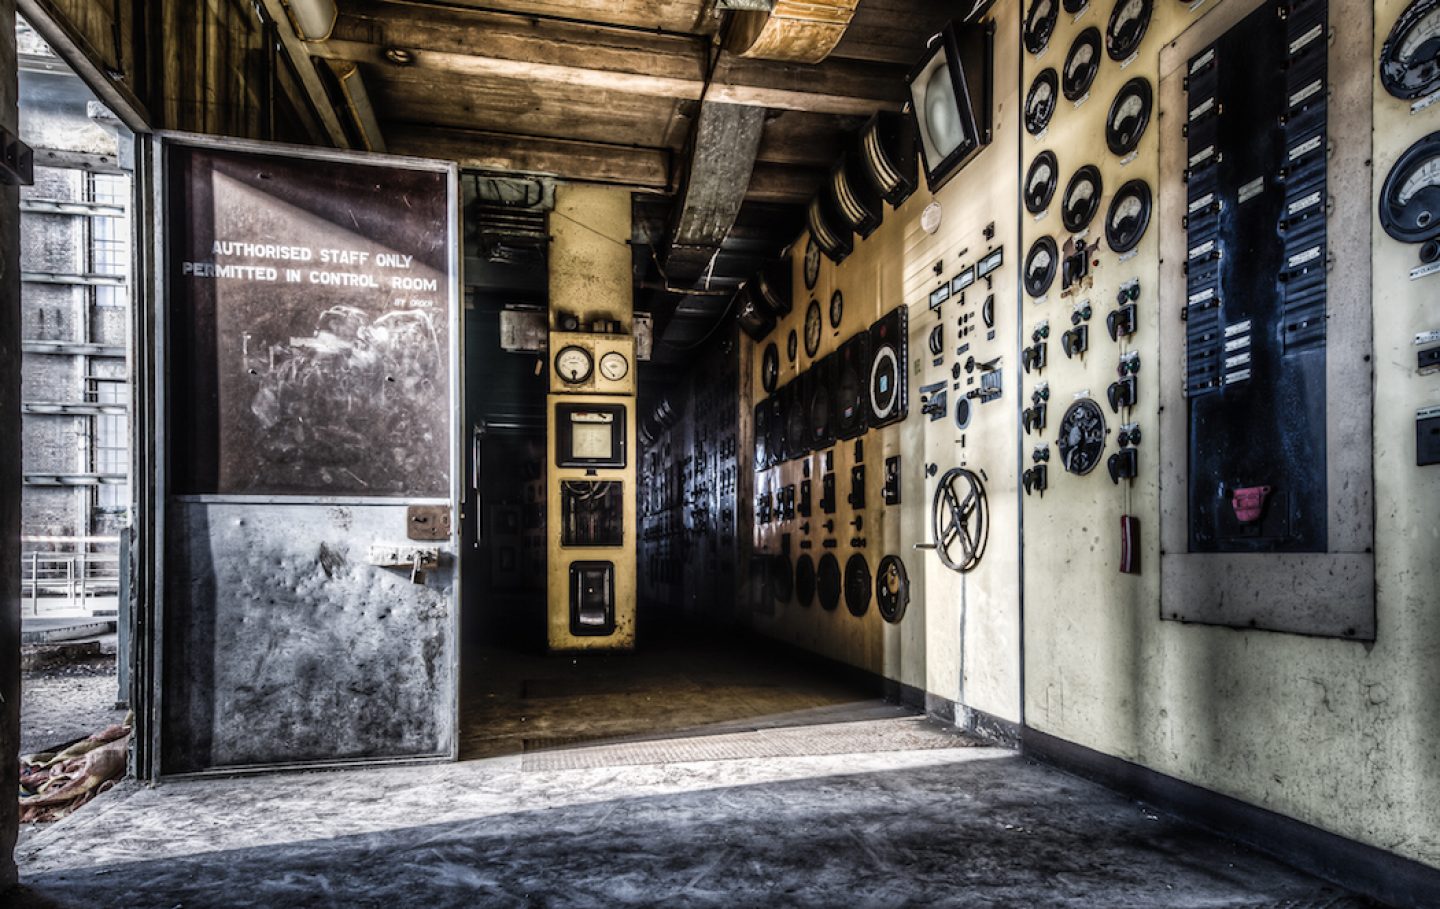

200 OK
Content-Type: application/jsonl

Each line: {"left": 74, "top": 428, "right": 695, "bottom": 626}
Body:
{"left": 555, "top": 403, "right": 627, "bottom": 468}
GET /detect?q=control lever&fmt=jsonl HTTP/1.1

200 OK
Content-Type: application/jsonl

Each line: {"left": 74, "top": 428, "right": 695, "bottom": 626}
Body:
{"left": 850, "top": 516, "right": 864, "bottom": 530}
{"left": 1108, "top": 375, "right": 1137, "bottom": 413}
{"left": 1023, "top": 465, "right": 1049, "bottom": 497}
{"left": 1023, "top": 404, "right": 1047, "bottom": 435}
{"left": 1062, "top": 325, "right": 1089, "bottom": 359}
{"left": 1107, "top": 303, "right": 1137, "bottom": 341}
{"left": 1022, "top": 342, "right": 1047, "bottom": 374}
{"left": 823, "top": 519, "right": 835, "bottom": 533}
{"left": 967, "top": 385, "right": 1002, "bottom": 402}
{"left": 1107, "top": 447, "right": 1138, "bottom": 484}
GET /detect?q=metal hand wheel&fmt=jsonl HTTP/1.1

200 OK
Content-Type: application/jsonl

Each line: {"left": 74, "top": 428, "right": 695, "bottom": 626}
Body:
{"left": 917, "top": 467, "right": 988, "bottom": 573}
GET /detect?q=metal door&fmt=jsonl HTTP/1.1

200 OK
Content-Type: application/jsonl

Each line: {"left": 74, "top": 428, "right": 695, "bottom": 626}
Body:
{"left": 145, "top": 134, "right": 460, "bottom": 775}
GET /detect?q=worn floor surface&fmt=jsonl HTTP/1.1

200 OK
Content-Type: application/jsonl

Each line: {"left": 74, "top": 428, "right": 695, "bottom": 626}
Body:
{"left": 13, "top": 712, "right": 1377, "bottom": 908}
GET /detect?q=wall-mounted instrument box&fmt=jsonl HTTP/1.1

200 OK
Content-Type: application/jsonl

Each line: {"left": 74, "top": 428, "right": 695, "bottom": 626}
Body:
{"left": 549, "top": 331, "right": 636, "bottom": 396}
{"left": 554, "top": 402, "right": 627, "bottom": 469}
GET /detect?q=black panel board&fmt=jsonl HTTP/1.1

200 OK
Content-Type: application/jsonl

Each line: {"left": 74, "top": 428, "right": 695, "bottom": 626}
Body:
{"left": 1183, "top": 0, "right": 1328, "bottom": 553}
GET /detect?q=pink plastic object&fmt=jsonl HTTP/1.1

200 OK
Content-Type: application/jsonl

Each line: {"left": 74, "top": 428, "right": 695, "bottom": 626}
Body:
{"left": 1231, "top": 485, "right": 1272, "bottom": 523}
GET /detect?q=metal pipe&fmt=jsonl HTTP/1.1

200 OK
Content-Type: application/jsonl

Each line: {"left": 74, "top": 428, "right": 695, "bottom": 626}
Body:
{"left": 282, "top": 0, "right": 337, "bottom": 41}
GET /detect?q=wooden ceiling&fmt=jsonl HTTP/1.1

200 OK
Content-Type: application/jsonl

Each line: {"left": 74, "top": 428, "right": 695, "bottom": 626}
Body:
{"left": 309, "top": 0, "right": 956, "bottom": 358}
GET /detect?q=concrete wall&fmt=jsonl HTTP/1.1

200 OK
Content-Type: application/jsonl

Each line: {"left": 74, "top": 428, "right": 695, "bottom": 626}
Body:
{"left": 738, "top": 0, "right": 1440, "bottom": 873}
{"left": 2, "top": 0, "right": 22, "bottom": 890}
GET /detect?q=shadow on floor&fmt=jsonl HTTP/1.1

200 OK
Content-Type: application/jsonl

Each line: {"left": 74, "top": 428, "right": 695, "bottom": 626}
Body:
{"left": 10, "top": 754, "right": 1377, "bottom": 909}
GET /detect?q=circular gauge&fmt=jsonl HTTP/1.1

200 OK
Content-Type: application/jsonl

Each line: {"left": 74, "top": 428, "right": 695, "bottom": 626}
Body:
{"left": 1063, "top": 28, "right": 1103, "bottom": 101}
{"left": 1024, "top": 0, "right": 1060, "bottom": 55}
{"left": 761, "top": 343, "right": 780, "bottom": 393}
{"left": 1064, "top": 0, "right": 1089, "bottom": 13}
{"left": 955, "top": 396, "right": 972, "bottom": 429}
{"left": 876, "top": 555, "right": 910, "bottom": 624}
{"left": 1025, "top": 151, "right": 1060, "bottom": 214}
{"left": 1106, "top": 77, "right": 1153, "bottom": 157}
{"left": 869, "top": 344, "right": 900, "bottom": 422}
{"left": 804, "top": 236, "right": 821, "bottom": 290}
{"left": 844, "top": 554, "right": 872, "bottom": 617}
{"left": 1025, "top": 69, "right": 1060, "bottom": 136}
{"left": 754, "top": 401, "right": 772, "bottom": 469}
{"left": 1380, "top": 0, "right": 1440, "bottom": 100}
{"left": 771, "top": 553, "right": 793, "bottom": 601}
{"left": 599, "top": 351, "right": 629, "bottom": 382}
{"left": 1057, "top": 398, "right": 1107, "bottom": 475}
{"left": 817, "top": 553, "right": 842, "bottom": 611}
{"left": 804, "top": 299, "right": 823, "bottom": 356}
{"left": 1024, "top": 236, "right": 1059, "bottom": 298}
{"left": 795, "top": 554, "right": 817, "bottom": 607}
{"left": 829, "top": 289, "right": 844, "bottom": 328}
{"left": 1106, "top": 179, "right": 1153, "bottom": 253}
{"left": 554, "top": 345, "right": 593, "bottom": 384}
{"left": 1106, "top": 0, "right": 1152, "bottom": 61}
{"left": 1380, "top": 131, "right": 1440, "bottom": 243}
{"left": 787, "top": 329, "right": 799, "bottom": 362}
{"left": 1062, "top": 165, "right": 1104, "bottom": 234}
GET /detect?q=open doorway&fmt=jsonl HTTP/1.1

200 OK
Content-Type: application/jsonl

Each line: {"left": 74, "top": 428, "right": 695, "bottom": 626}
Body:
{"left": 14, "top": 16, "right": 135, "bottom": 833}
{"left": 457, "top": 180, "right": 881, "bottom": 760}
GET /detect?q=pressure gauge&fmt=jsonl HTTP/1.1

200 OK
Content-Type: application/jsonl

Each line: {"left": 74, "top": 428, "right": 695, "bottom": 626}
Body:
{"left": 600, "top": 350, "right": 630, "bottom": 382}
{"left": 761, "top": 344, "right": 780, "bottom": 393}
{"left": 1025, "top": 151, "right": 1060, "bottom": 214}
{"left": 804, "top": 235, "right": 821, "bottom": 290}
{"left": 1063, "top": 28, "right": 1102, "bottom": 101}
{"left": 1380, "top": 0, "right": 1440, "bottom": 100}
{"left": 1106, "top": 78, "right": 1152, "bottom": 157}
{"left": 829, "top": 289, "right": 845, "bottom": 328}
{"left": 1106, "top": 179, "right": 1152, "bottom": 253}
{"left": 1105, "top": 0, "right": 1152, "bottom": 61}
{"left": 1064, "top": 0, "right": 1089, "bottom": 13}
{"left": 1380, "top": 131, "right": 1440, "bottom": 243}
{"left": 554, "top": 345, "right": 593, "bottom": 384}
{"left": 1025, "top": 0, "right": 1059, "bottom": 55}
{"left": 804, "top": 298, "right": 823, "bottom": 356}
{"left": 786, "top": 328, "right": 799, "bottom": 362}
{"left": 1026, "top": 69, "right": 1059, "bottom": 136}
{"left": 1062, "top": 165, "right": 1104, "bottom": 234}
{"left": 1024, "top": 236, "right": 1059, "bottom": 298}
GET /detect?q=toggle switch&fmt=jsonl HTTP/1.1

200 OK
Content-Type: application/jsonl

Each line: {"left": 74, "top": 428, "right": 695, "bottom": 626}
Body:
{"left": 1023, "top": 403, "right": 1047, "bottom": 435}
{"left": 1023, "top": 465, "right": 1049, "bottom": 496}
{"left": 1107, "top": 303, "right": 1137, "bottom": 341}
{"left": 1108, "top": 375, "right": 1137, "bottom": 412}
{"left": 1062, "top": 325, "right": 1089, "bottom": 359}
{"left": 1107, "top": 447, "right": 1138, "bottom": 484}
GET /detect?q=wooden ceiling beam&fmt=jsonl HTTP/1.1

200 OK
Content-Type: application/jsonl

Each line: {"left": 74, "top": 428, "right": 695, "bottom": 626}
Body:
{"left": 323, "top": 0, "right": 905, "bottom": 116}
{"left": 386, "top": 125, "right": 672, "bottom": 189}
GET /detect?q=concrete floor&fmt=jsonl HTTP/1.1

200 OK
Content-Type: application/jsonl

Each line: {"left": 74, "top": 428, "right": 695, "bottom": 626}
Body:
{"left": 9, "top": 632, "right": 1378, "bottom": 909}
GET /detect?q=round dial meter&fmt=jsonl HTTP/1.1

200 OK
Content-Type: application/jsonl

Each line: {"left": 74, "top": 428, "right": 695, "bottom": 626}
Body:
{"left": 804, "top": 236, "right": 821, "bottom": 290}
{"left": 829, "top": 289, "right": 845, "bottom": 328}
{"left": 1024, "top": 0, "right": 1059, "bottom": 55}
{"left": 1106, "top": 77, "right": 1152, "bottom": 157}
{"left": 1025, "top": 69, "right": 1059, "bottom": 136}
{"left": 554, "top": 345, "right": 593, "bottom": 384}
{"left": 1063, "top": 28, "right": 1102, "bottom": 101}
{"left": 804, "top": 299, "right": 823, "bottom": 356}
{"left": 600, "top": 350, "right": 630, "bottom": 382}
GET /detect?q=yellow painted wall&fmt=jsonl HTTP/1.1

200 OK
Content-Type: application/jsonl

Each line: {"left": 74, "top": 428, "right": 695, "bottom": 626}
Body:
{"left": 739, "top": 0, "right": 1440, "bottom": 870}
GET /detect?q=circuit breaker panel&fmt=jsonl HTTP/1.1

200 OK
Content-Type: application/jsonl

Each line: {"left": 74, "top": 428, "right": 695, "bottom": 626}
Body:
{"left": 1182, "top": 0, "right": 1329, "bottom": 552}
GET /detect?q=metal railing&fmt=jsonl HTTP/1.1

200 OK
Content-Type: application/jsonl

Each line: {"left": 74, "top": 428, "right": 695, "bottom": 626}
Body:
{"left": 20, "top": 544, "right": 122, "bottom": 616}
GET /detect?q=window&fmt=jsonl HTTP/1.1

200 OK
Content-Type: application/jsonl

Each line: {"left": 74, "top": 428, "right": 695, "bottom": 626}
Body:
{"left": 89, "top": 377, "right": 128, "bottom": 517}
{"left": 87, "top": 172, "right": 129, "bottom": 307}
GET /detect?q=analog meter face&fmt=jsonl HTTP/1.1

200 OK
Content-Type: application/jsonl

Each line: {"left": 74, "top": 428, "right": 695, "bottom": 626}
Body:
{"left": 1026, "top": 69, "right": 1059, "bottom": 136}
{"left": 761, "top": 343, "right": 780, "bottom": 394}
{"left": 1380, "top": 0, "right": 1440, "bottom": 100}
{"left": 1025, "top": 151, "right": 1059, "bottom": 214}
{"left": 1024, "top": 236, "right": 1059, "bottom": 298}
{"left": 804, "top": 299, "right": 823, "bottom": 356}
{"left": 804, "top": 236, "right": 821, "bottom": 289}
{"left": 599, "top": 350, "right": 630, "bottom": 382}
{"left": 1106, "top": 179, "right": 1153, "bottom": 253}
{"left": 1063, "top": 28, "right": 1102, "bottom": 101}
{"left": 1024, "top": 0, "right": 1059, "bottom": 55}
{"left": 787, "top": 329, "right": 799, "bottom": 362}
{"left": 1380, "top": 131, "right": 1440, "bottom": 243}
{"left": 829, "top": 289, "right": 845, "bottom": 328}
{"left": 1106, "top": 0, "right": 1152, "bottom": 61}
{"left": 1061, "top": 165, "right": 1104, "bottom": 233}
{"left": 555, "top": 345, "right": 593, "bottom": 384}
{"left": 1106, "top": 78, "right": 1152, "bottom": 156}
